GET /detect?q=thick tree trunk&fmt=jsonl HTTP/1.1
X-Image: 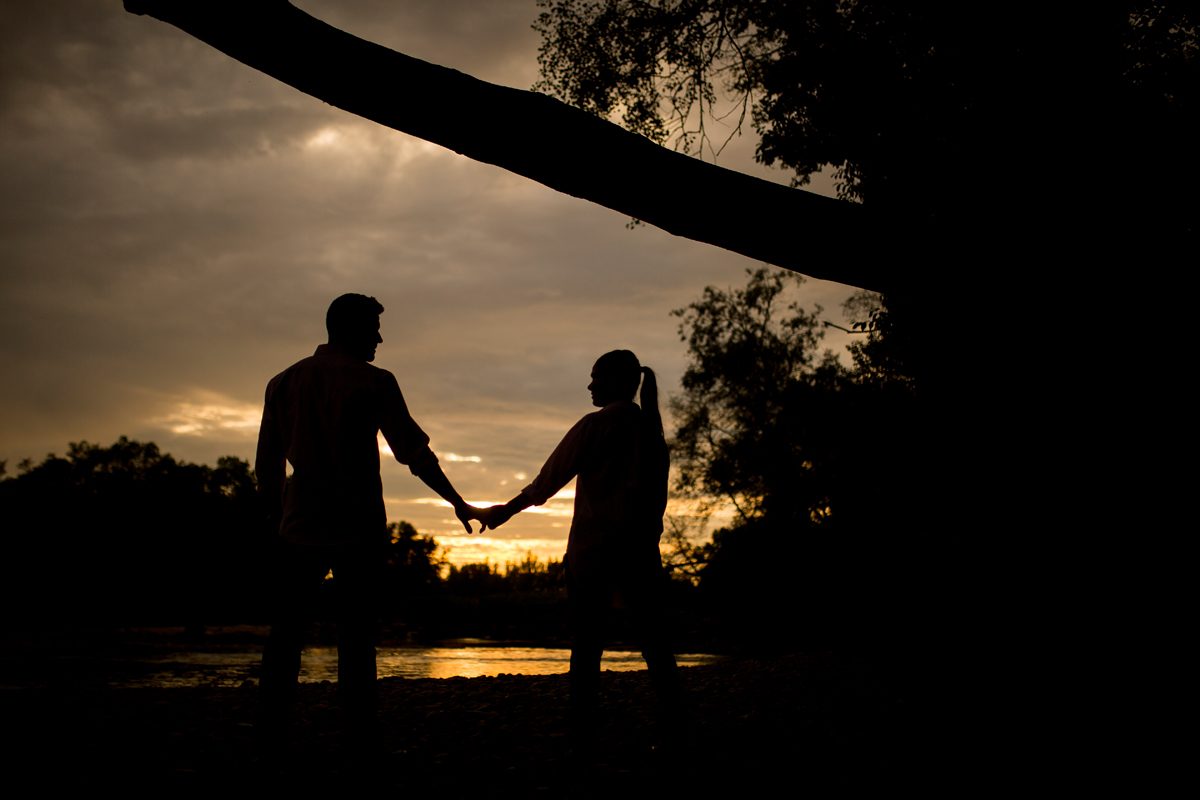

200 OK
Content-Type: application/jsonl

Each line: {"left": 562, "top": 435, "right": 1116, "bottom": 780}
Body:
{"left": 123, "top": 0, "right": 890, "bottom": 293}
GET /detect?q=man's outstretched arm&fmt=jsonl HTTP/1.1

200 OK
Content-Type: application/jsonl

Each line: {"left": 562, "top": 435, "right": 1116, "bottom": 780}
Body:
{"left": 409, "top": 454, "right": 481, "bottom": 534}
{"left": 378, "top": 373, "right": 482, "bottom": 532}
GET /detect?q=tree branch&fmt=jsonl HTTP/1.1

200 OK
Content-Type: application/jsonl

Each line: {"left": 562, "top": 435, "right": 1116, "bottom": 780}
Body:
{"left": 123, "top": 0, "right": 891, "bottom": 292}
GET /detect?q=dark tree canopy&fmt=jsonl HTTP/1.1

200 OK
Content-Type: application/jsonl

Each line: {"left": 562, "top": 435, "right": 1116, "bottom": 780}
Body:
{"left": 536, "top": 0, "right": 1200, "bottom": 418}
{"left": 536, "top": 0, "right": 1199, "bottom": 241}
{"left": 670, "top": 270, "right": 918, "bottom": 529}
{"left": 665, "top": 269, "right": 924, "bottom": 646}
{"left": 669, "top": 268, "right": 845, "bottom": 524}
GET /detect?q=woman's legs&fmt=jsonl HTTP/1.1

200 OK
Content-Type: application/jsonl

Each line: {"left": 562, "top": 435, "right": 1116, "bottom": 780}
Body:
{"left": 567, "top": 564, "right": 607, "bottom": 741}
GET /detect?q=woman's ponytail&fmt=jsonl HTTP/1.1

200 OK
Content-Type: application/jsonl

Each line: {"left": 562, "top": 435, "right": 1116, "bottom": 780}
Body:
{"left": 639, "top": 365, "right": 664, "bottom": 440}
{"left": 595, "top": 349, "right": 664, "bottom": 440}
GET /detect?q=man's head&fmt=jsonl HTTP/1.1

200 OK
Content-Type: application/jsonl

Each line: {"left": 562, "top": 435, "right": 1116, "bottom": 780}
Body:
{"left": 326, "top": 293, "right": 384, "bottom": 362}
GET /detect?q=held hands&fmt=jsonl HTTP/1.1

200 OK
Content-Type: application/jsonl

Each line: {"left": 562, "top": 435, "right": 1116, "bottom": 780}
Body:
{"left": 478, "top": 504, "right": 515, "bottom": 532}
{"left": 453, "top": 500, "right": 518, "bottom": 533}
{"left": 454, "top": 502, "right": 484, "bottom": 534}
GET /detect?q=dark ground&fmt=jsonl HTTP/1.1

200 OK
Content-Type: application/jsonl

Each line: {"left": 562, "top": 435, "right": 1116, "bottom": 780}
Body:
{"left": 1, "top": 637, "right": 951, "bottom": 795}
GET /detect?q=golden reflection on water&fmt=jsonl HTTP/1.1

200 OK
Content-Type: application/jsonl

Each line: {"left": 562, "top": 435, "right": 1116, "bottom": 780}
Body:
{"left": 419, "top": 647, "right": 566, "bottom": 680}
{"left": 298, "top": 646, "right": 716, "bottom": 682}
{"left": 116, "top": 646, "right": 716, "bottom": 689}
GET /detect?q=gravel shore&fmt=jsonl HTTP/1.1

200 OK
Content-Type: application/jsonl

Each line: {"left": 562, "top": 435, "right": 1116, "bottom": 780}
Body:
{"left": 2, "top": 647, "right": 941, "bottom": 794}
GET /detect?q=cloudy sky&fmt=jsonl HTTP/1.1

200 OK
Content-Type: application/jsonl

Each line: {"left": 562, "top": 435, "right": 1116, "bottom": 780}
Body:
{"left": 0, "top": 0, "right": 861, "bottom": 566}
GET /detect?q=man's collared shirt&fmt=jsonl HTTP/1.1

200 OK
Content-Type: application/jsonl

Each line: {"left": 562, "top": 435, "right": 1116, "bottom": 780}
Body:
{"left": 255, "top": 343, "right": 437, "bottom": 545}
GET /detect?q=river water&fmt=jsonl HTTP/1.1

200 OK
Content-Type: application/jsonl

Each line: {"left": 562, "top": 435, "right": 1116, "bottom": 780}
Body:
{"left": 121, "top": 644, "right": 718, "bottom": 688}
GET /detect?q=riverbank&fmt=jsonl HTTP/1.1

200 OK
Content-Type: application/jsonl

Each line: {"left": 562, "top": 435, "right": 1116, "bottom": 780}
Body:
{"left": 0, "top": 625, "right": 718, "bottom": 688}
{"left": 1, "top": 648, "right": 941, "bottom": 794}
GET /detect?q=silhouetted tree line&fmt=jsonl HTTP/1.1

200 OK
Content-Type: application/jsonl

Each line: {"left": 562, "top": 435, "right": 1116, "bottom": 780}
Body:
{"left": 0, "top": 439, "right": 710, "bottom": 647}
{"left": 1, "top": 438, "right": 263, "bottom": 631}
{"left": 0, "top": 446, "right": 611, "bottom": 642}
{"left": 0, "top": 447, "right": 552, "bottom": 639}
{"left": 376, "top": 540, "right": 575, "bottom": 645}
{"left": 428, "top": 555, "right": 705, "bottom": 648}
{"left": 417, "top": 556, "right": 569, "bottom": 644}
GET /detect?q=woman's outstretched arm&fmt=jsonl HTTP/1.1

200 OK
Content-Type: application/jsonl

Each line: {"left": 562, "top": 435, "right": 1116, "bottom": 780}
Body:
{"left": 481, "top": 414, "right": 592, "bottom": 530}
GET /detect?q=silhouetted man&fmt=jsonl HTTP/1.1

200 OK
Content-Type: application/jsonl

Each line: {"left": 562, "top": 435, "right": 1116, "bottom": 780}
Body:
{"left": 254, "top": 293, "right": 479, "bottom": 750}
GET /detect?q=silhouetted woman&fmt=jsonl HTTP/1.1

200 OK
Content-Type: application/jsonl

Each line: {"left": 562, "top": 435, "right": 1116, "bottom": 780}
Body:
{"left": 481, "top": 349, "right": 682, "bottom": 743}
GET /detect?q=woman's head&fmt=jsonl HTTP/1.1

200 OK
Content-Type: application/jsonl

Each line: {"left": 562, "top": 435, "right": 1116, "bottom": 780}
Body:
{"left": 589, "top": 349, "right": 664, "bottom": 439}
{"left": 589, "top": 350, "right": 641, "bottom": 407}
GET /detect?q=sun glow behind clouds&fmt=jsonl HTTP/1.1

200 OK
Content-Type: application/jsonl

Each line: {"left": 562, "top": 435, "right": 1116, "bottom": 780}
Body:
{"left": 437, "top": 535, "right": 569, "bottom": 567}
{"left": 154, "top": 394, "right": 261, "bottom": 437}
{"left": 304, "top": 126, "right": 342, "bottom": 149}
{"left": 302, "top": 123, "right": 445, "bottom": 168}
{"left": 401, "top": 491, "right": 574, "bottom": 518}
